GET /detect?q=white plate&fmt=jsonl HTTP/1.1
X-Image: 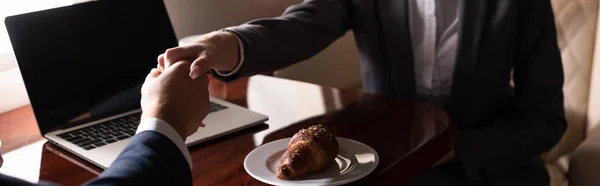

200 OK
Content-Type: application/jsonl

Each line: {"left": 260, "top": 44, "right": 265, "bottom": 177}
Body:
{"left": 244, "top": 137, "right": 379, "bottom": 186}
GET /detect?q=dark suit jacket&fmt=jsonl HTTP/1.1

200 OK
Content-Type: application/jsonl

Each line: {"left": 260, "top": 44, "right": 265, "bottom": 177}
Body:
{"left": 0, "top": 131, "right": 191, "bottom": 186}
{"left": 213, "top": 0, "right": 566, "bottom": 184}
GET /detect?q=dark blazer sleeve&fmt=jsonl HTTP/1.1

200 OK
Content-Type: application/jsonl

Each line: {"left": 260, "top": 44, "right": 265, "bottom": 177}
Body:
{"left": 83, "top": 131, "right": 192, "bottom": 186}
{"left": 456, "top": 0, "right": 567, "bottom": 180}
{"left": 210, "top": 0, "right": 352, "bottom": 82}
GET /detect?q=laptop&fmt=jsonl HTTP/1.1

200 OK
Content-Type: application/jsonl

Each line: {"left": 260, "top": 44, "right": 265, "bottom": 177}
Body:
{"left": 4, "top": 0, "right": 268, "bottom": 169}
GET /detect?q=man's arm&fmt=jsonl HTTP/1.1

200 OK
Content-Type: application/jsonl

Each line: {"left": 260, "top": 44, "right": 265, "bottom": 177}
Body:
{"left": 158, "top": 0, "right": 352, "bottom": 80}
{"left": 83, "top": 130, "right": 191, "bottom": 186}
{"left": 83, "top": 117, "right": 193, "bottom": 186}
{"left": 456, "top": 0, "right": 567, "bottom": 180}
{"left": 84, "top": 62, "right": 208, "bottom": 186}
{"left": 0, "top": 116, "right": 192, "bottom": 186}
{"left": 210, "top": 0, "right": 353, "bottom": 81}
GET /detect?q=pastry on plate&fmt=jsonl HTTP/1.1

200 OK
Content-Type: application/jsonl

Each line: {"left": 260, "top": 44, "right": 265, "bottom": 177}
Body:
{"left": 276, "top": 124, "right": 339, "bottom": 180}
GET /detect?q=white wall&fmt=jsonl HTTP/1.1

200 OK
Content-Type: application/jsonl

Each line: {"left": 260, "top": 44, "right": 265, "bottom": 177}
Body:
{"left": 0, "top": 27, "right": 28, "bottom": 114}
{"left": 0, "top": 51, "right": 16, "bottom": 73}
{"left": 164, "top": 0, "right": 362, "bottom": 89}
{"left": 0, "top": 68, "right": 29, "bottom": 114}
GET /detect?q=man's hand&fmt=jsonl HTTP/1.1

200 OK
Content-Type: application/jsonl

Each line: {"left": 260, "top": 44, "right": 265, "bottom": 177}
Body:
{"left": 158, "top": 31, "right": 240, "bottom": 79}
{"left": 141, "top": 62, "right": 210, "bottom": 139}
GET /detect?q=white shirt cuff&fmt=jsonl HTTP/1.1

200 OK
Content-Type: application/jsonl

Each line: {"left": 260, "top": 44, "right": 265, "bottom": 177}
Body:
{"left": 136, "top": 117, "right": 193, "bottom": 170}
{"left": 214, "top": 32, "right": 245, "bottom": 76}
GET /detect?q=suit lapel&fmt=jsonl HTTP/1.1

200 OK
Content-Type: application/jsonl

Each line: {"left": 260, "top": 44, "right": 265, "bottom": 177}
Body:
{"left": 377, "top": 0, "right": 416, "bottom": 99}
{"left": 449, "top": 0, "right": 487, "bottom": 111}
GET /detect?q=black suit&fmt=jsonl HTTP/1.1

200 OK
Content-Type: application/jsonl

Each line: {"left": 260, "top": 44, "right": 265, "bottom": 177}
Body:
{"left": 0, "top": 131, "right": 191, "bottom": 186}
{"left": 212, "top": 0, "right": 566, "bottom": 185}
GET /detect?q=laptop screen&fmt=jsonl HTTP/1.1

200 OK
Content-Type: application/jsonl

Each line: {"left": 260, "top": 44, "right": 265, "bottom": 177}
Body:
{"left": 5, "top": 0, "right": 178, "bottom": 134}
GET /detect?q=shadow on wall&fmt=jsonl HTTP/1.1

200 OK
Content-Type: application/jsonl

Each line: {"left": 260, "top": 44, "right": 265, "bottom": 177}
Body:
{"left": 164, "top": 0, "right": 362, "bottom": 89}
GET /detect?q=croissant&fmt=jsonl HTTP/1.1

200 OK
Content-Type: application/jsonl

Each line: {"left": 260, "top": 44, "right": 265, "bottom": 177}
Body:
{"left": 276, "top": 124, "right": 339, "bottom": 180}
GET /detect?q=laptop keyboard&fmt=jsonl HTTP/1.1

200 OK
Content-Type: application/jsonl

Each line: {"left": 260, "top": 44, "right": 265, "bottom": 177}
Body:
{"left": 57, "top": 113, "right": 141, "bottom": 150}
{"left": 210, "top": 101, "right": 228, "bottom": 113}
{"left": 57, "top": 101, "right": 228, "bottom": 150}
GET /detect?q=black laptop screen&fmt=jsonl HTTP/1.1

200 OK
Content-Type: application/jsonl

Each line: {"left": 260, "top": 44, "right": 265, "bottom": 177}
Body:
{"left": 5, "top": 0, "right": 178, "bottom": 134}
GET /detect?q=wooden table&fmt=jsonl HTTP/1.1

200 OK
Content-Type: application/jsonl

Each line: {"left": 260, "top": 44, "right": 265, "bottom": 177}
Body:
{"left": 0, "top": 75, "right": 454, "bottom": 185}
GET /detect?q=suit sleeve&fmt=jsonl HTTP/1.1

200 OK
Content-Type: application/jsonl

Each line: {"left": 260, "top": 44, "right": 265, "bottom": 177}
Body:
{"left": 83, "top": 131, "right": 192, "bottom": 186}
{"left": 210, "top": 0, "right": 353, "bottom": 82}
{"left": 456, "top": 0, "right": 567, "bottom": 180}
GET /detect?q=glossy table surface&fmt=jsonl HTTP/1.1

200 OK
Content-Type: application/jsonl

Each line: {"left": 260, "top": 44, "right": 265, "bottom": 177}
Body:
{"left": 0, "top": 75, "right": 454, "bottom": 185}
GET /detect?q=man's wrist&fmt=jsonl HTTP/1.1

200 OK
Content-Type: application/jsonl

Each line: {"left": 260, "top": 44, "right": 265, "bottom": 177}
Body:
{"left": 141, "top": 108, "right": 186, "bottom": 140}
{"left": 136, "top": 118, "right": 193, "bottom": 169}
{"left": 204, "top": 30, "right": 240, "bottom": 72}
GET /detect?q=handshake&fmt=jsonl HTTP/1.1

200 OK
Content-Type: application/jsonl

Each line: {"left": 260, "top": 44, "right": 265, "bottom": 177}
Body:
{"left": 141, "top": 31, "right": 240, "bottom": 140}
